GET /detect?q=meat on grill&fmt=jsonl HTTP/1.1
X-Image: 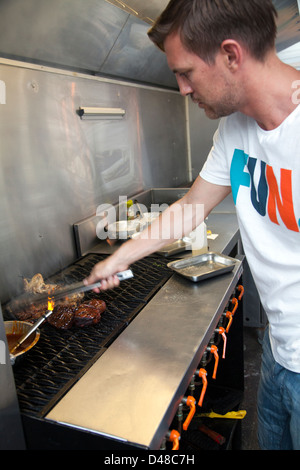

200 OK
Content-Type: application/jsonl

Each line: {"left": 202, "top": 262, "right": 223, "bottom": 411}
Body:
{"left": 73, "top": 299, "right": 106, "bottom": 328}
{"left": 15, "top": 274, "right": 106, "bottom": 329}
{"left": 15, "top": 304, "right": 48, "bottom": 322}
{"left": 23, "top": 273, "right": 84, "bottom": 305}
{"left": 23, "top": 273, "right": 57, "bottom": 294}
{"left": 47, "top": 306, "right": 76, "bottom": 330}
{"left": 48, "top": 299, "right": 106, "bottom": 329}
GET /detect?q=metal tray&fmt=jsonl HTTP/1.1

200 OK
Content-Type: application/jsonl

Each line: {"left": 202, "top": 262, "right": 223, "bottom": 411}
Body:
{"left": 167, "top": 252, "right": 236, "bottom": 282}
{"left": 157, "top": 239, "right": 191, "bottom": 257}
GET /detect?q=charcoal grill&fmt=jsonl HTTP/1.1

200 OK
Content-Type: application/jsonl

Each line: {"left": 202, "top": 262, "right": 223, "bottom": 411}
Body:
{"left": 4, "top": 253, "right": 172, "bottom": 420}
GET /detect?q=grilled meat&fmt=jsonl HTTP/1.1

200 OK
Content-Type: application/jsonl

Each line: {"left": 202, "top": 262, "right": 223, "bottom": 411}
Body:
{"left": 47, "top": 306, "right": 75, "bottom": 330}
{"left": 14, "top": 304, "right": 47, "bottom": 322}
{"left": 23, "top": 273, "right": 57, "bottom": 294}
{"left": 15, "top": 274, "right": 106, "bottom": 329}
{"left": 48, "top": 299, "right": 106, "bottom": 329}
{"left": 74, "top": 299, "right": 106, "bottom": 328}
{"left": 23, "top": 273, "right": 84, "bottom": 304}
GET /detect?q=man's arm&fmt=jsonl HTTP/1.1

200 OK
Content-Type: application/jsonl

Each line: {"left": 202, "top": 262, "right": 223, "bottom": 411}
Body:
{"left": 84, "top": 177, "right": 231, "bottom": 290}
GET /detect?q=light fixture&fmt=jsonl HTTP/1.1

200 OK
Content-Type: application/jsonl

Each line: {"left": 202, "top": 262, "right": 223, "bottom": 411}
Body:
{"left": 78, "top": 107, "right": 126, "bottom": 120}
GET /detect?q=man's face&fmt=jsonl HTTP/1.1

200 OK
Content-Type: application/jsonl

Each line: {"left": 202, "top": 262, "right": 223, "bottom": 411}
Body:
{"left": 164, "top": 32, "right": 242, "bottom": 120}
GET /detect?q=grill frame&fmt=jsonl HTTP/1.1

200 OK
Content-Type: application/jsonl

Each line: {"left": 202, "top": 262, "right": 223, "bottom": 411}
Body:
{"left": 4, "top": 251, "right": 244, "bottom": 450}
{"left": 4, "top": 253, "right": 173, "bottom": 419}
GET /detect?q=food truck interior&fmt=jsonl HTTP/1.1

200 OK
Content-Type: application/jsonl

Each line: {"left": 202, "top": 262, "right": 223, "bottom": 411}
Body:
{"left": 0, "top": 0, "right": 299, "bottom": 451}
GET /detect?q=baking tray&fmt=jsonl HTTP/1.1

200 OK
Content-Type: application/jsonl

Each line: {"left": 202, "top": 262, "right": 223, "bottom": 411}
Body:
{"left": 167, "top": 252, "right": 236, "bottom": 282}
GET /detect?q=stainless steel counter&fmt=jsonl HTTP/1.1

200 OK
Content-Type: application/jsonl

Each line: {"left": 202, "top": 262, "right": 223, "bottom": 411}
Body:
{"left": 46, "top": 204, "right": 243, "bottom": 449}
{"left": 46, "top": 261, "right": 242, "bottom": 448}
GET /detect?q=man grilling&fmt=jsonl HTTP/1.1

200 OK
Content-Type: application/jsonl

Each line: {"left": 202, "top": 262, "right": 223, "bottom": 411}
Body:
{"left": 85, "top": 0, "right": 300, "bottom": 450}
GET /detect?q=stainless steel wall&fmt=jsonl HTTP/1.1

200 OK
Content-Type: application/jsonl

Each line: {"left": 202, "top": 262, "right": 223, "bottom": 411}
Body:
{"left": 0, "top": 0, "right": 178, "bottom": 89}
{"left": 0, "top": 60, "right": 190, "bottom": 303}
{"left": 0, "top": 0, "right": 299, "bottom": 81}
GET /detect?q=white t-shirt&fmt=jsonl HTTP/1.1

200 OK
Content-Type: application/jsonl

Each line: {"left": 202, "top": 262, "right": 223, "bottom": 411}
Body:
{"left": 200, "top": 106, "right": 300, "bottom": 373}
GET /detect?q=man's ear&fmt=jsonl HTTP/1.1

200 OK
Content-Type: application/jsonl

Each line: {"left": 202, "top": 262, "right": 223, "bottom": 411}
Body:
{"left": 220, "top": 39, "right": 243, "bottom": 71}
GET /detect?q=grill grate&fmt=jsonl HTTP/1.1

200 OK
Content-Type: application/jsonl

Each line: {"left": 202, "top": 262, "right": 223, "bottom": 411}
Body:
{"left": 6, "top": 253, "right": 172, "bottom": 418}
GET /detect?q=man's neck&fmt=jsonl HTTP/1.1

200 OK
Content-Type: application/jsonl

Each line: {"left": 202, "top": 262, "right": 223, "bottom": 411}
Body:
{"left": 239, "top": 53, "right": 300, "bottom": 131}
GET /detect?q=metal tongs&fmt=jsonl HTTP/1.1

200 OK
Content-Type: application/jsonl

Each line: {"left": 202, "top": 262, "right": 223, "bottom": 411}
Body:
{"left": 8, "top": 269, "right": 134, "bottom": 355}
{"left": 23, "top": 269, "right": 134, "bottom": 306}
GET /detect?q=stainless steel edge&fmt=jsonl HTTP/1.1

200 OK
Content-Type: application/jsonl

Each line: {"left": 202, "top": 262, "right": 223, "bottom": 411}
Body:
{"left": 45, "top": 259, "right": 243, "bottom": 449}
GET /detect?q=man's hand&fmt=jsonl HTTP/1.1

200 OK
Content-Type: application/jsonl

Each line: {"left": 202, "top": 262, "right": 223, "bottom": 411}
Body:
{"left": 84, "top": 255, "right": 129, "bottom": 292}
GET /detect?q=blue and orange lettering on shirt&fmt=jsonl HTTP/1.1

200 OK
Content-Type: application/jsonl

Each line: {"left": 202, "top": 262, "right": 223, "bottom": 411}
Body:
{"left": 230, "top": 149, "right": 299, "bottom": 232}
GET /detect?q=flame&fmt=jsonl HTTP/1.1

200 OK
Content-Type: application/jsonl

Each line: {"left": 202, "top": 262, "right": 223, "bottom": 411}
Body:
{"left": 48, "top": 297, "right": 55, "bottom": 311}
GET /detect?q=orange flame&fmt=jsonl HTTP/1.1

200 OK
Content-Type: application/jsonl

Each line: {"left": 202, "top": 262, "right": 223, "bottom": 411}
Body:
{"left": 48, "top": 297, "right": 55, "bottom": 311}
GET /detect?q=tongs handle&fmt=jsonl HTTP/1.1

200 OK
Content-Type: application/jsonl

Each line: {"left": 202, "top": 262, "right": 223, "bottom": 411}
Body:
{"left": 62, "top": 269, "right": 134, "bottom": 297}
{"left": 54, "top": 269, "right": 133, "bottom": 299}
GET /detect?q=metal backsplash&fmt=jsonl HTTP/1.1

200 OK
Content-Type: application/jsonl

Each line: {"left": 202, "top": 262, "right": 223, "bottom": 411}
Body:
{"left": 0, "top": 62, "right": 190, "bottom": 303}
